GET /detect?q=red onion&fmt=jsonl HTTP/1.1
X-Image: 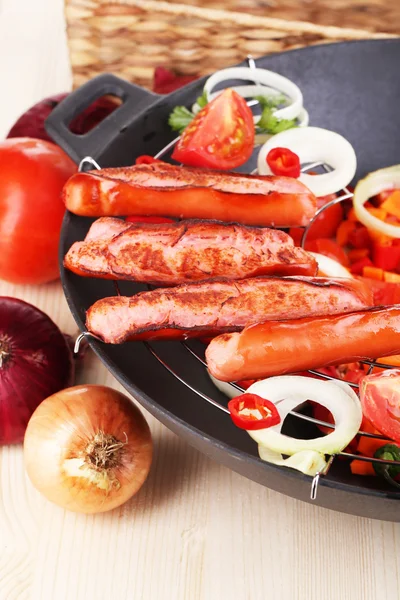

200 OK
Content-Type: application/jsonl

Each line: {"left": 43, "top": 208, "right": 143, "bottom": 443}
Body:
{"left": 0, "top": 297, "right": 74, "bottom": 445}
{"left": 6, "top": 94, "right": 119, "bottom": 142}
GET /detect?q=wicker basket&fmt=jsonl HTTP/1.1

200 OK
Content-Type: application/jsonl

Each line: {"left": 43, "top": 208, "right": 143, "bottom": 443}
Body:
{"left": 164, "top": 0, "right": 400, "bottom": 35}
{"left": 65, "top": 0, "right": 391, "bottom": 90}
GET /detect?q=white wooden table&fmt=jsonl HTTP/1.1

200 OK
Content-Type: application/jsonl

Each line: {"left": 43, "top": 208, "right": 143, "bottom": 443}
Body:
{"left": 1, "top": 2, "right": 400, "bottom": 599}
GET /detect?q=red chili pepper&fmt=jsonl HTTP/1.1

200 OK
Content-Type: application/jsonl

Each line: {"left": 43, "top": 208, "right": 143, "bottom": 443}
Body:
{"left": 125, "top": 216, "right": 175, "bottom": 224}
{"left": 228, "top": 393, "right": 280, "bottom": 430}
{"left": 135, "top": 155, "right": 163, "bottom": 165}
{"left": 266, "top": 147, "right": 301, "bottom": 178}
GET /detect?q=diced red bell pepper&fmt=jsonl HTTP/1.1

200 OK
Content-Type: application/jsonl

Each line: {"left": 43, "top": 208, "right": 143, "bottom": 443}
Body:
{"left": 373, "top": 244, "right": 400, "bottom": 271}
{"left": 348, "top": 223, "right": 372, "bottom": 250}
{"left": 228, "top": 393, "right": 280, "bottom": 430}
{"left": 336, "top": 219, "right": 356, "bottom": 246}
{"left": 350, "top": 257, "right": 373, "bottom": 275}
{"left": 347, "top": 248, "right": 370, "bottom": 263}
{"left": 361, "top": 277, "right": 400, "bottom": 306}
{"left": 305, "top": 238, "right": 349, "bottom": 267}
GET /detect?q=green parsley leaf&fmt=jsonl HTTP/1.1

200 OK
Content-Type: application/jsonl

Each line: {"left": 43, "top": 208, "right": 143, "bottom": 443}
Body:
{"left": 196, "top": 91, "right": 208, "bottom": 108}
{"left": 254, "top": 94, "right": 287, "bottom": 110}
{"left": 257, "top": 105, "right": 297, "bottom": 135}
{"left": 168, "top": 106, "right": 194, "bottom": 134}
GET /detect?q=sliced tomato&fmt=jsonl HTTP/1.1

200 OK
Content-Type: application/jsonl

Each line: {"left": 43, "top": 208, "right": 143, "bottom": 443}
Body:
{"left": 305, "top": 238, "right": 350, "bottom": 267}
{"left": 360, "top": 370, "right": 400, "bottom": 444}
{"left": 171, "top": 89, "right": 254, "bottom": 170}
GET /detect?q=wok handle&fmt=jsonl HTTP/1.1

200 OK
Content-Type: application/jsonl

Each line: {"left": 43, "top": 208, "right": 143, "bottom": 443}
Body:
{"left": 45, "top": 73, "right": 159, "bottom": 165}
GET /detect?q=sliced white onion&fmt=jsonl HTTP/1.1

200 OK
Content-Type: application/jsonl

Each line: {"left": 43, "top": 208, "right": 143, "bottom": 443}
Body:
{"left": 353, "top": 165, "right": 400, "bottom": 238}
{"left": 208, "top": 372, "right": 242, "bottom": 399}
{"left": 203, "top": 67, "right": 304, "bottom": 122}
{"left": 258, "top": 446, "right": 327, "bottom": 476}
{"left": 309, "top": 252, "right": 353, "bottom": 279}
{"left": 257, "top": 127, "right": 357, "bottom": 196}
{"left": 245, "top": 376, "right": 362, "bottom": 475}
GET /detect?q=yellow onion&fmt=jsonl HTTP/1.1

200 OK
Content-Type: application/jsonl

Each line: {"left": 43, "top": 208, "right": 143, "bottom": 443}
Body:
{"left": 24, "top": 385, "right": 152, "bottom": 514}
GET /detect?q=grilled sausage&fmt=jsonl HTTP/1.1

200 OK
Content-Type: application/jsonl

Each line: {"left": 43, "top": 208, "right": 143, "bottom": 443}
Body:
{"left": 86, "top": 276, "right": 373, "bottom": 344}
{"left": 64, "top": 217, "right": 318, "bottom": 284}
{"left": 206, "top": 306, "right": 400, "bottom": 382}
{"left": 63, "top": 162, "right": 317, "bottom": 227}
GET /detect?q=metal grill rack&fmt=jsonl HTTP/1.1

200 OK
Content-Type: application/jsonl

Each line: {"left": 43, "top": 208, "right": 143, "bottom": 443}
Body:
{"left": 74, "top": 133, "right": 400, "bottom": 501}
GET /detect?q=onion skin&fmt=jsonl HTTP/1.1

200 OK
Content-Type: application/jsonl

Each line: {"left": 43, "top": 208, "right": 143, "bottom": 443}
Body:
{"left": 24, "top": 385, "right": 153, "bottom": 514}
{"left": 0, "top": 297, "right": 74, "bottom": 445}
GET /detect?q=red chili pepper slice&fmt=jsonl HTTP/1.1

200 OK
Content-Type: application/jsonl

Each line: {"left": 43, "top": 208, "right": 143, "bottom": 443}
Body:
{"left": 266, "top": 147, "right": 301, "bottom": 178}
{"left": 228, "top": 393, "right": 280, "bottom": 430}
{"left": 135, "top": 155, "right": 163, "bottom": 165}
{"left": 125, "top": 215, "right": 175, "bottom": 224}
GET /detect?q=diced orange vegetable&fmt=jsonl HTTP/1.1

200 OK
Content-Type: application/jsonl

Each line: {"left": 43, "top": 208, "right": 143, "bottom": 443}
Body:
{"left": 367, "top": 207, "right": 388, "bottom": 221}
{"left": 347, "top": 248, "right": 370, "bottom": 263}
{"left": 357, "top": 435, "right": 390, "bottom": 457}
{"left": 350, "top": 421, "right": 391, "bottom": 476}
{"left": 350, "top": 460, "right": 376, "bottom": 476}
{"left": 377, "top": 355, "right": 400, "bottom": 367}
{"left": 362, "top": 265, "right": 384, "bottom": 280}
{"left": 376, "top": 189, "right": 396, "bottom": 204}
{"left": 361, "top": 417, "right": 380, "bottom": 434}
{"left": 381, "top": 190, "right": 400, "bottom": 220}
{"left": 336, "top": 219, "right": 355, "bottom": 246}
{"left": 368, "top": 229, "right": 393, "bottom": 245}
{"left": 384, "top": 271, "right": 400, "bottom": 283}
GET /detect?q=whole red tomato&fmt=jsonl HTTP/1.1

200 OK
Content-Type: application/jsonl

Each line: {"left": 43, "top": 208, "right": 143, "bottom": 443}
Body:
{"left": 0, "top": 138, "right": 76, "bottom": 284}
